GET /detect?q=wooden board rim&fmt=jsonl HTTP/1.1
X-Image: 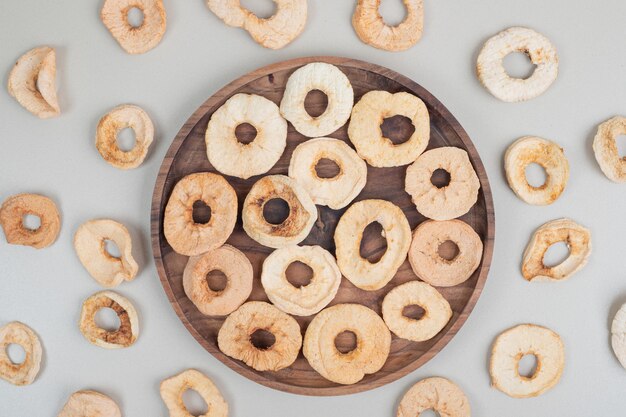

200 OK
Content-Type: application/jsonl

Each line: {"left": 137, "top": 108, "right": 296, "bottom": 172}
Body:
{"left": 150, "top": 55, "right": 495, "bottom": 396}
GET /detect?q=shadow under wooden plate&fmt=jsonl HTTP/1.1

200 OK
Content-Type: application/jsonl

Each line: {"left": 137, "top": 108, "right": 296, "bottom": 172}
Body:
{"left": 151, "top": 56, "right": 495, "bottom": 396}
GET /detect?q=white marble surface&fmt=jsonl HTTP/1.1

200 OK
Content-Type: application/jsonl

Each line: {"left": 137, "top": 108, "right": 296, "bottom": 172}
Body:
{"left": 1, "top": 0, "right": 625, "bottom": 415}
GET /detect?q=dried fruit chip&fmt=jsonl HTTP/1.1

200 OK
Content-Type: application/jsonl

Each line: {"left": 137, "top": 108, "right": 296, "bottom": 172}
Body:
{"left": 79, "top": 291, "right": 139, "bottom": 349}
{"left": 405, "top": 147, "right": 480, "bottom": 220}
{"left": 593, "top": 116, "right": 626, "bottom": 182}
{"left": 382, "top": 281, "right": 451, "bottom": 342}
{"left": 206, "top": 93, "right": 287, "bottom": 179}
{"left": 160, "top": 369, "right": 228, "bottom": 417}
{"left": 7, "top": 46, "right": 60, "bottom": 118}
{"left": 74, "top": 219, "right": 138, "bottom": 288}
{"left": 183, "top": 244, "right": 253, "bottom": 316}
{"left": 207, "top": 0, "right": 307, "bottom": 49}
{"left": 242, "top": 175, "right": 317, "bottom": 249}
{"left": 352, "top": 0, "right": 424, "bottom": 51}
{"left": 164, "top": 172, "right": 238, "bottom": 256}
{"left": 490, "top": 324, "right": 564, "bottom": 398}
{"left": 280, "top": 62, "right": 354, "bottom": 137}
{"left": 57, "top": 390, "right": 121, "bottom": 417}
{"left": 408, "top": 219, "right": 483, "bottom": 287}
{"left": 477, "top": 27, "right": 558, "bottom": 102}
{"left": 101, "top": 0, "right": 167, "bottom": 54}
{"left": 334, "top": 199, "right": 411, "bottom": 291}
{"left": 397, "top": 377, "right": 471, "bottom": 417}
{"left": 0, "top": 193, "right": 61, "bottom": 249}
{"left": 522, "top": 218, "right": 591, "bottom": 282}
{"left": 303, "top": 303, "right": 390, "bottom": 385}
{"left": 218, "top": 301, "right": 301, "bottom": 371}
{"left": 288, "top": 137, "right": 367, "bottom": 209}
{"left": 96, "top": 104, "right": 154, "bottom": 170}
{"left": 261, "top": 245, "right": 341, "bottom": 316}
{"left": 0, "top": 322, "right": 42, "bottom": 386}
{"left": 348, "top": 90, "right": 429, "bottom": 167}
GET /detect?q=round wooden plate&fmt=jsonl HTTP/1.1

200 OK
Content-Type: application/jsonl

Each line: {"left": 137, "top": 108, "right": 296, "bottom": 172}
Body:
{"left": 151, "top": 56, "right": 495, "bottom": 396}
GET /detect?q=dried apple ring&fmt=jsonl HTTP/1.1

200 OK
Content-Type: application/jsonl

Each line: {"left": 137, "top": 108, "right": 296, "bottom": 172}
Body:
{"left": 8, "top": 46, "right": 60, "bottom": 118}
{"left": 405, "top": 147, "right": 480, "bottom": 220}
{"left": 0, "top": 322, "right": 42, "bottom": 386}
{"left": 96, "top": 104, "right": 154, "bottom": 170}
{"left": 160, "top": 369, "right": 228, "bottom": 417}
{"left": 164, "top": 172, "right": 238, "bottom": 256}
{"left": 505, "top": 136, "right": 569, "bottom": 205}
{"left": 334, "top": 199, "right": 411, "bottom": 291}
{"left": 477, "top": 27, "right": 558, "bottom": 102}
{"left": 207, "top": 0, "right": 307, "bottom": 49}
{"left": 206, "top": 93, "right": 287, "bottom": 179}
{"left": 348, "top": 90, "right": 429, "bottom": 167}
{"left": 58, "top": 390, "right": 121, "bottom": 417}
{"left": 490, "top": 324, "right": 564, "bottom": 398}
{"left": 352, "top": 0, "right": 424, "bottom": 52}
{"left": 611, "top": 303, "right": 626, "bottom": 370}
{"left": 303, "top": 303, "right": 391, "bottom": 385}
{"left": 280, "top": 62, "right": 354, "bottom": 137}
{"left": 217, "top": 301, "right": 302, "bottom": 371}
{"left": 242, "top": 175, "right": 317, "bottom": 248}
{"left": 397, "top": 377, "right": 471, "bottom": 417}
{"left": 101, "top": 0, "right": 167, "bottom": 54}
{"left": 261, "top": 245, "right": 341, "bottom": 316}
{"left": 408, "top": 219, "right": 483, "bottom": 287}
{"left": 522, "top": 218, "right": 591, "bottom": 282}
{"left": 593, "top": 116, "right": 626, "bottom": 182}
{"left": 183, "top": 244, "right": 253, "bottom": 316}
{"left": 288, "top": 137, "right": 367, "bottom": 209}
{"left": 0, "top": 193, "right": 60, "bottom": 249}
{"left": 79, "top": 291, "right": 139, "bottom": 349}
{"left": 74, "top": 219, "right": 138, "bottom": 288}
{"left": 382, "top": 281, "right": 451, "bottom": 342}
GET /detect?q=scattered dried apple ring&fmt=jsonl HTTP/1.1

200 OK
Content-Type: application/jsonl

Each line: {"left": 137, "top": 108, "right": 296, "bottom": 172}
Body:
{"left": 206, "top": 93, "right": 287, "bottom": 179}
{"left": 611, "top": 303, "right": 626, "bottom": 370}
{"left": 242, "top": 175, "right": 317, "bottom": 248}
{"left": 352, "top": 0, "right": 424, "bottom": 51}
{"left": 0, "top": 322, "right": 42, "bottom": 386}
{"left": 490, "top": 324, "right": 564, "bottom": 398}
{"left": 397, "top": 377, "right": 471, "bottom": 417}
{"left": 183, "top": 244, "right": 253, "bottom": 316}
{"left": 8, "top": 46, "right": 60, "bottom": 118}
{"left": 382, "top": 281, "right": 451, "bottom": 342}
{"left": 334, "top": 199, "right": 411, "bottom": 291}
{"left": 288, "top": 137, "right": 367, "bottom": 209}
{"left": 408, "top": 219, "right": 483, "bottom": 287}
{"left": 405, "top": 147, "right": 480, "bottom": 220}
{"left": 261, "top": 245, "right": 341, "bottom": 316}
{"left": 522, "top": 218, "right": 591, "bottom": 282}
{"left": 505, "top": 136, "right": 569, "bottom": 205}
{"left": 0, "top": 193, "right": 61, "bottom": 249}
{"left": 477, "top": 26, "right": 558, "bottom": 102}
{"left": 79, "top": 290, "right": 139, "bottom": 349}
{"left": 164, "top": 172, "right": 238, "bottom": 256}
{"left": 74, "top": 219, "right": 138, "bottom": 288}
{"left": 57, "top": 390, "right": 121, "bottom": 417}
{"left": 280, "top": 62, "right": 354, "bottom": 137}
{"left": 593, "top": 116, "right": 626, "bottom": 182}
{"left": 303, "top": 303, "right": 391, "bottom": 385}
{"left": 101, "top": 0, "right": 167, "bottom": 54}
{"left": 217, "top": 301, "right": 302, "bottom": 372}
{"left": 160, "top": 369, "right": 228, "bottom": 417}
{"left": 207, "top": 0, "right": 307, "bottom": 49}
{"left": 96, "top": 104, "right": 154, "bottom": 170}
{"left": 348, "top": 90, "right": 429, "bottom": 167}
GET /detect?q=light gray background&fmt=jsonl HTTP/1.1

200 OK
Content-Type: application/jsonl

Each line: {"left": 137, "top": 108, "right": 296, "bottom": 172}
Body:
{"left": 1, "top": 0, "right": 625, "bottom": 415}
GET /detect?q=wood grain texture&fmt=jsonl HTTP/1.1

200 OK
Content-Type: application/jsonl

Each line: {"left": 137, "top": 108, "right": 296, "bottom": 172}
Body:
{"left": 150, "top": 56, "right": 495, "bottom": 396}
